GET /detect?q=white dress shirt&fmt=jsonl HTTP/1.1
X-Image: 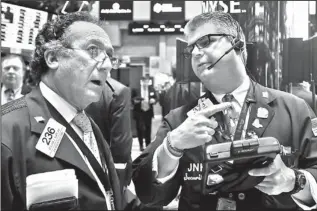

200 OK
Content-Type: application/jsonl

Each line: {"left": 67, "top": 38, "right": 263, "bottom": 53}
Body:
{"left": 152, "top": 78, "right": 317, "bottom": 209}
{"left": 1, "top": 84, "right": 23, "bottom": 105}
{"left": 39, "top": 82, "right": 112, "bottom": 209}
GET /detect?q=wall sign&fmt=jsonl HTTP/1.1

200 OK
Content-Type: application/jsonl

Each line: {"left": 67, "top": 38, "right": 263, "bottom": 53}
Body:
{"left": 1, "top": 2, "right": 48, "bottom": 50}
{"left": 100, "top": 1, "right": 133, "bottom": 20}
{"left": 201, "top": 1, "right": 247, "bottom": 13}
{"left": 151, "top": 1, "right": 185, "bottom": 21}
{"left": 129, "top": 21, "right": 186, "bottom": 35}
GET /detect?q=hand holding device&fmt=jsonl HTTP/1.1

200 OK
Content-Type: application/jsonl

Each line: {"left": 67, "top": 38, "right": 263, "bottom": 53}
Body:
{"left": 201, "top": 137, "right": 282, "bottom": 195}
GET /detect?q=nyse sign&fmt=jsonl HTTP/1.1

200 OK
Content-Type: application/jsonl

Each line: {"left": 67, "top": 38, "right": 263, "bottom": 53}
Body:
{"left": 202, "top": 1, "right": 247, "bottom": 13}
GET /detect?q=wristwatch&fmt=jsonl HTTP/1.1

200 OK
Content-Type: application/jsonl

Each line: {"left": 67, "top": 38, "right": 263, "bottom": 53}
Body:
{"left": 289, "top": 169, "right": 307, "bottom": 195}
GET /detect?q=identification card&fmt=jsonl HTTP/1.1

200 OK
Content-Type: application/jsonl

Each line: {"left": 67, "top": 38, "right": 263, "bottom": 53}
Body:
{"left": 106, "top": 190, "right": 115, "bottom": 210}
{"left": 35, "top": 118, "right": 66, "bottom": 158}
{"left": 187, "top": 98, "right": 214, "bottom": 117}
{"left": 216, "top": 197, "right": 236, "bottom": 210}
{"left": 311, "top": 118, "right": 317, "bottom": 136}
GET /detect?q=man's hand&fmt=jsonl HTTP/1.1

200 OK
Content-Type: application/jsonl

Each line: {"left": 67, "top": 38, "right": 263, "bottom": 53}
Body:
{"left": 170, "top": 102, "right": 232, "bottom": 150}
{"left": 248, "top": 154, "right": 296, "bottom": 195}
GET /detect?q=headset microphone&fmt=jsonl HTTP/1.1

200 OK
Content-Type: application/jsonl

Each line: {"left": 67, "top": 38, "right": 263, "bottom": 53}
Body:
{"left": 106, "top": 80, "right": 117, "bottom": 98}
{"left": 207, "top": 40, "right": 243, "bottom": 70}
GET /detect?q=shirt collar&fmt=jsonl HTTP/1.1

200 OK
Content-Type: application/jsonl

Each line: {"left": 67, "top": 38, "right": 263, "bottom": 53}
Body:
{"left": 39, "top": 81, "right": 78, "bottom": 123}
{"left": 212, "top": 77, "right": 250, "bottom": 106}
{"left": 2, "top": 84, "right": 22, "bottom": 95}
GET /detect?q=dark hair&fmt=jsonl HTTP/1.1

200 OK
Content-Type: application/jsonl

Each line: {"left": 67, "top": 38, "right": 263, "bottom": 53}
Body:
{"left": 184, "top": 11, "right": 247, "bottom": 63}
{"left": 30, "top": 12, "right": 100, "bottom": 84}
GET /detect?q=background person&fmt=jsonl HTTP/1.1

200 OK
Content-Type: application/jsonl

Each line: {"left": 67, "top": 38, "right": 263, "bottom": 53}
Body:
{"left": 1, "top": 54, "right": 32, "bottom": 105}
{"left": 132, "top": 76, "right": 157, "bottom": 151}
{"left": 86, "top": 77, "right": 133, "bottom": 191}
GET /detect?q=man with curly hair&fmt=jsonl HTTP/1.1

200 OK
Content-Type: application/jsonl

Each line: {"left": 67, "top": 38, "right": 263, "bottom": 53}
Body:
{"left": 1, "top": 12, "right": 131, "bottom": 210}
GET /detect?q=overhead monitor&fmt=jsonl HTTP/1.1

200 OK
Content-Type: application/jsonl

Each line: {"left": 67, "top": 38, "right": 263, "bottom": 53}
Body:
{"left": 1, "top": 2, "right": 48, "bottom": 50}
{"left": 129, "top": 21, "right": 186, "bottom": 35}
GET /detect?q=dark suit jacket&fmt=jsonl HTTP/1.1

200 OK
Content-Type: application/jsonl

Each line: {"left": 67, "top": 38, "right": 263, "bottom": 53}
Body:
{"left": 1, "top": 88, "right": 124, "bottom": 210}
{"left": 162, "top": 82, "right": 200, "bottom": 116}
{"left": 132, "top": 81, "right": 317, "bottom": 210}
{"left": 131, "top": 86, "right": 157, "bottom": 119}
{"left": 292, "top": 86, "right": 317, "bottom": 114}
{"left": 86, "top": 78, "right": 133, "bottom": 187}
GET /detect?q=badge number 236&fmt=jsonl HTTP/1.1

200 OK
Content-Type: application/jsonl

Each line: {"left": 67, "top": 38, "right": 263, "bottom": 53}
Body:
{"left": 42, "top": 127, "right": 55, "bottom": 145}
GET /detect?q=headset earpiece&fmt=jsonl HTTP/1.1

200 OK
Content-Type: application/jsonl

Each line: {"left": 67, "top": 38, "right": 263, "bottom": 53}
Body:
{"left": 233, "top": 21, "right": 244, "bottom": 51}
{"left": 233, "top": 38, "right": 244, "bottom": 51}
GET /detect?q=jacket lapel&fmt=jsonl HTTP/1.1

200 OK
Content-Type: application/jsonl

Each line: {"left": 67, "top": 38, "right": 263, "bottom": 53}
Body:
{"left": 246, "top": 82, "right": 276, "bottom": 137}
{"left": 90, "top": 118, "right": 123, "bottom": 210}
{"left": 54, "top": 133, "right": 96, "bottom": 182}
{"left": 26, "top": 88, "right": 97, "bottom": 183}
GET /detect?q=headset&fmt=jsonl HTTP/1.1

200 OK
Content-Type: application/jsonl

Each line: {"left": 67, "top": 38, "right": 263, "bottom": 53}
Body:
{"left": 106, "top": 80, "right": 116, "bottom": 97}
{"left": 207, "top": 19, "right": 245, "bottom": 70}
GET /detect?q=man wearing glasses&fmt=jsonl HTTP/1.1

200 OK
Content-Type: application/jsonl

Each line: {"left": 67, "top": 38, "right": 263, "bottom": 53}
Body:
{"left": 133, "top": 12, "right": 317, "bottom": 210}
{"left": 1, "top": 12, "right": 130, "bottom": 210}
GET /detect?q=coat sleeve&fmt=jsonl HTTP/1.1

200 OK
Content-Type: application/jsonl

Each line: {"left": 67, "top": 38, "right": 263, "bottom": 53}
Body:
{"left": 132, "top": 112, "right": 182, "bottom": 207}
{"left": 1, "top": 124, "right": 27, "bottom": 211}
{"left": 297, "top": 99, "right": 317, "bottom": 180}
{"left": 2, "top": 143, "right": 15, "bottom": 210}
{"left": 110, "top": 86, "right": 133, "bottom": 187}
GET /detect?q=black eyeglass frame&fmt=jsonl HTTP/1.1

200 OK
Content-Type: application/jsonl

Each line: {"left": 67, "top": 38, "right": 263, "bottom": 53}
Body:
{"left": 61, "top": 47, "right": 120, "bottom": 67}
{"left": 183, "top": 33, "right": 235, "bottom": 58}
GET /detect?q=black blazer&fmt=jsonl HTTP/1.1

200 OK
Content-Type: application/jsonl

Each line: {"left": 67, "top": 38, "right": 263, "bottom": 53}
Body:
{"left": 132, "top": 81, "right": 317, "bottom": 210}
{"left": 1, "top": 87, "right": 124, "bottom": 210}
{"left": 86, "top": 78, "right": 133, "bottom": 187}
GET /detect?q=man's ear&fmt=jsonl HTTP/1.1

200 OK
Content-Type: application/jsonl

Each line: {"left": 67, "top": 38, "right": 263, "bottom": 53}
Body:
{"left": 44, "top": 50, "right": 59, "bottom": 70}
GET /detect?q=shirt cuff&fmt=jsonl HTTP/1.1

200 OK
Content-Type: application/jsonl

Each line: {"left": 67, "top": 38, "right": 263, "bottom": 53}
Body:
{"left": 152, "top": 138, "right": 180, "bottom": 184}
{"left": 291, "top": 170, "right": 317, "bottom": 210}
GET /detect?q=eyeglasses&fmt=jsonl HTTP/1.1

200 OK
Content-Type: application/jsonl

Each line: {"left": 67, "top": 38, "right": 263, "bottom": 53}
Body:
{"left": 183, "top": 33, "right": 234, "bottom": 58}
{"left": 63, "top": 46, "right": 120, "bottom": 67}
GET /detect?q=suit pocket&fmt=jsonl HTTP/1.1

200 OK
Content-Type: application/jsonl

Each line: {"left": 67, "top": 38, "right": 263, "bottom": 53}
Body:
{"left": 29, "top": 196, "right": 78, "bottom": 211}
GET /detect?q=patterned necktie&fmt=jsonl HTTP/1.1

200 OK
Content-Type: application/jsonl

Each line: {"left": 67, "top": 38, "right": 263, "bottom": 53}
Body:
{"left": 222, "top": 94, "right": 239, "bottom": 138}
{"left": 5, "top": 89, "right": 15, "bottom": 102}
{"left": 72, "top": 111, "right": 101, "bottom": 165}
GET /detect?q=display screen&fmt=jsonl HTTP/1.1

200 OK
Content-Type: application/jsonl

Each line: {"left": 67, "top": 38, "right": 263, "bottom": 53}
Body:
{"left": 129, "top": 21, "right": 186, "bottom": 35}
{"left": 150, "top": 1, "right": 185, "bottom": 21}
{"left": 1, "top": 2, "right": 48, "bottom": 50}
{"left": 100, "top": 1, "right": 133, "bottom": 20}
